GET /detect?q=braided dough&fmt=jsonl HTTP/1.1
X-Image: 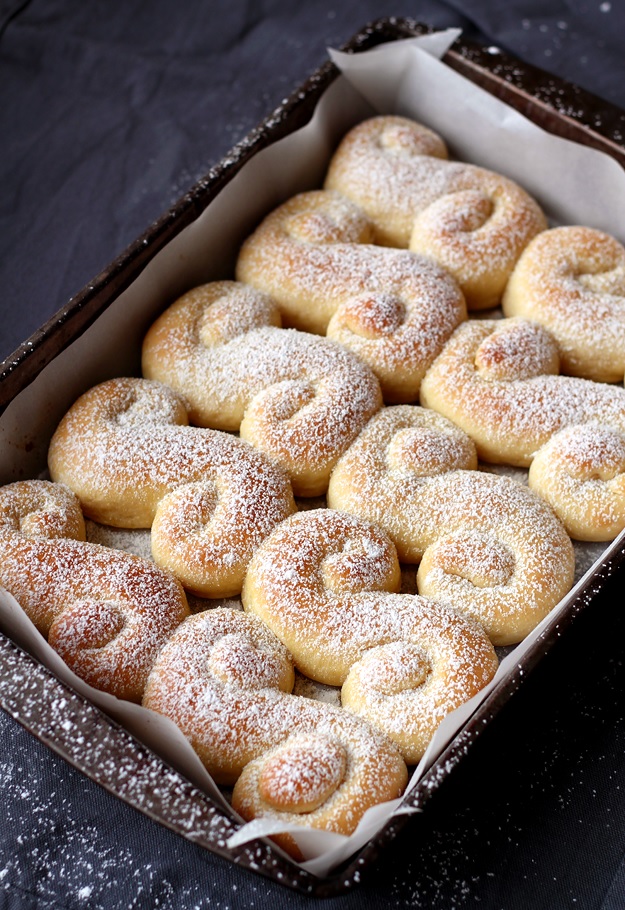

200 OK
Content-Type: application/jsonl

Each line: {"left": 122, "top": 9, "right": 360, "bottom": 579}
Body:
{"left": 141, "top": 280, "right": 383, "bottom": 495}
{"left": 48, "top": 377, "right": 296, "bottom": 596}
{"left": 419, "top": 318, "right": 625, "bottom": 540}
{"left": 502, "top": 225, "right": 625, "bottom": 383}
{"left": 0, "top": 479, "right": 189, "bottom": 701}
{"left": 142, "top": 607, "right": 408, "bottom": 859}
{"left": 327, "top": 406, "right": 575, "bottom": 645}
{"left": 235, "top": 191, "right": 466, "bottom": 401}
{"left": 241, "top": 509, "right": 499, "bottom": 763}
{"left": 324, "top": 115, "right": 547, "bottom": 310}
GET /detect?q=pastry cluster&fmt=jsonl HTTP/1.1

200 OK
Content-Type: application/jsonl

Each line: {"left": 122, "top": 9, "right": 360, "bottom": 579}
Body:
{"left": 2, "top": 114, "right": 624, "bottom": 859}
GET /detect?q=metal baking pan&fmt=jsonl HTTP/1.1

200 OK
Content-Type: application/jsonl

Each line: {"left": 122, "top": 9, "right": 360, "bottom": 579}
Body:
{"left": 1, "top": 17, "right": 624, "bottom": 897}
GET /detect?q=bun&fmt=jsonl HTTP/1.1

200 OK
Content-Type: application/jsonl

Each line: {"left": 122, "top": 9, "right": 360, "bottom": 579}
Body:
{"left": 142, "top": 607, "right": 408, "bottom": 859}
{"left": 503, "top": 225, "right": 625, "bottom": 382}
{"left": 48, "top": 377, "right": 296, "bottom": 596}
{"left": 328, "top": 406, "right": 575, "bottom": 645}
{"left": 141, "top": 280, "right": 383, "bottom": 495}
{"left": 324, "top": 115, "right": 547, "bottom": 309}
{"left": 0, "top": 479, "right": 189, "bottom": 701}
{"left": 242, "top": 508, "right": 499, "bottom": 762}
{"left": 235, "top": 192, "right": 466, "bottom": 401}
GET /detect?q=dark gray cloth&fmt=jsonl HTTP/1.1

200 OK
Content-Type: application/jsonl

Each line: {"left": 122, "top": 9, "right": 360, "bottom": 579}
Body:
{"left": 1, "top": 2, "right": 625, "bottom": 907}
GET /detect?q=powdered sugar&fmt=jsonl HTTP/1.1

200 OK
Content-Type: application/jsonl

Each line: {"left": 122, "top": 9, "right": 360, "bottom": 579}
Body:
{"left": 235, "top": 191, "right": 466, "bottom": 400}
{"left": 327, "top": 406, "right": 575, "bottom": 646}
{"left": 502, "top": 225, "right": 625, "bottom": 382}
{"left": 142, "top": 608, "right": 407, "bottom": 842}
{"left": 48, "top": 377, "right": 296, "bottom": 596}
{"left": 142, "top": 283, "right": 383, "bottom": 495}
{"left": 0, "top": 481, "right": 189, "bottom": 701}
{"left": 323, "top": 115, "right": 547, "bottom": 309}
{"left": 420, "top": 319, "right": 625, "bottom": 468}
{"left": 242, "top": 508, "right": 499, "bottom": 764}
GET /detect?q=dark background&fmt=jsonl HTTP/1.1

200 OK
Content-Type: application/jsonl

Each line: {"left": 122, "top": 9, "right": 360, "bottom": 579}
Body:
{"left": 1, "top": 2, "right": 625, "bottom": 907}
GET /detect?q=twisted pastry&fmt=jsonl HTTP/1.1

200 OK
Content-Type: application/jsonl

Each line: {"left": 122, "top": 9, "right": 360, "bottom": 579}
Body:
{"left": 235, "top": 191, "right": 466, "bottom": 401}
{"left": 241, "top": 509, "right": 499, "bottom": 762}
{"left": 327, "top": 406, "right": 575, "bottom": 645}
{"left": 324, "top": 115, "right": 547, "bottom": 310}
{"left": 420, "top": 318, "right": 625, "bottom": 466}
{"left": 141, "top": 281, "right": 383, "bottom": 493}
{"left": 502, "top": 225, "right": 625, "bottom": 382}
{"left": 142, "top": 607, "right": 408, "bottom": 859}
{"left": 528, "top": 424, "right": 625, "bottom": 541}
{"left": 0, "top": 479, "right": 189, "bottom": 702}
{"left": 48, "top": 377, "right": 296, "bottom": 597}
{"left": 419, "top": 318, "right": 625, "bottom": 540}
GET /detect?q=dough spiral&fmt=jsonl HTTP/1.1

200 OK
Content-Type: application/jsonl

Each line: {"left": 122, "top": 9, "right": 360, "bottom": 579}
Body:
{"left": 528, "top": 424, "right": 625, "bottom": 542}
{"left": 324, "top": 115, "right": 547, "bottom": 310}
{"left": 235, "top": 191, "right": 466, "bottom": 401}
{"left": 502, "top": 225, "right": 625, "bottom": 383}
{"left": 141, "top": 280, "right": 383, "bottom": 495}
{"left": 241, "top": 508, "right": 499, "bottom": 762}
{"left": 0, "top": 479, "right": 189, "bottom": 702}
{"left": 420, "top": 318, "right": 625, "bottom": 466}
{"left": 327, "top": 406, "right": 575, "bottom": 645}
{"left": 142, "top": 607, "right": 408, "bottom": 859}
{"left": 48, "top": 377, "right": 296, "bottom": 597}
{"left": 419, "top": 318, "right": 625, "bottom": 540}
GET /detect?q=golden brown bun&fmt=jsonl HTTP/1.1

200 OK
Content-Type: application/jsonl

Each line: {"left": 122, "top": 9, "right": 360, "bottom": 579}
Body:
{"left": 142, "top": 608, "right": 408, "bottom": 860}
{"left": 528, "top": 424, "right": 625, "bottom": 541}
{"left": 502, "top": 226, "right": 625, "bottom": 382}
{"left": 48, "top": 377, "right": 296, "bottom": 597}
{"left": 141, "top": 280, "right": 383, "bottom": 495}
{"left": 0, "top": 479, "right": 189, "bottom": 701}
{"left": 327, "top": 406, "right": 575, "bottom": 646}
{"left": 420, "top": 318, "right": 625, "bottom": 465}
{"left": 235, "top": 192, "right": 466, "bottom": 401}
{"left": 419, "top": 318, "right": 625, "bottom": 540}
{"left": 324, "top": 115, "right": 547, "bottom": 310}
{"left": 242, "top": 509, "right": 499, "bottom": 763}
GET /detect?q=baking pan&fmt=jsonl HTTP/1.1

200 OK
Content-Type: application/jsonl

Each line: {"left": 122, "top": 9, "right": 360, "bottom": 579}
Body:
{"left": 1, "top": 17, "right": 624, "bottom": 897}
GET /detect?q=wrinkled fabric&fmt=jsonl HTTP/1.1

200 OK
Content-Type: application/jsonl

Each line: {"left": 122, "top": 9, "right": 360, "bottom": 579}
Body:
{"left": 1, "top": 2, "right": 625, "bottom": 908}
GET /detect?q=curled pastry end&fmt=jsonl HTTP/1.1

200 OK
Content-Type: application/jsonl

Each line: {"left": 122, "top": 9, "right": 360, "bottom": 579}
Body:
{"left": 529, "top": 424, "right": 625, "bottom": 541}
{"left": 473, "top": 318, "right": 560, "bottom": 383}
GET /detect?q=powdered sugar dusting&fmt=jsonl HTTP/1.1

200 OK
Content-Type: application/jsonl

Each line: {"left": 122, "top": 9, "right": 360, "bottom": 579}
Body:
{"left": 235, "top": 191, "right": 466, "bottom": 400}
{"left": 420, "top": 319, "right": 625, "bottom": 468}
{"left": 142, "top": 608, "right": 407, "bottom": 841}
{"left": 3, "top": 103, "right": 622, "bottom": 881}
{"left": 48, "top": 377, "right": 296, "bottom": 595}
{"left": 242, "top": 509, "right": 499, "bottom": 763}
{"left": 142, "top": 284, "right": 383, "bottom": 494}
{"left": 529, "top": 423, "right": 625, "bottom": 540}
{"left": 323, "top": 115, "right": 546, "bottom": 308}
{"left": 503, "top": 225, "right": 625, "bottom": 382}
{"left": 327, "top": 406, "right": 575, "bottom": 646}
{"left": 0, "top": 481, "right": 190, "bottom": 701}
